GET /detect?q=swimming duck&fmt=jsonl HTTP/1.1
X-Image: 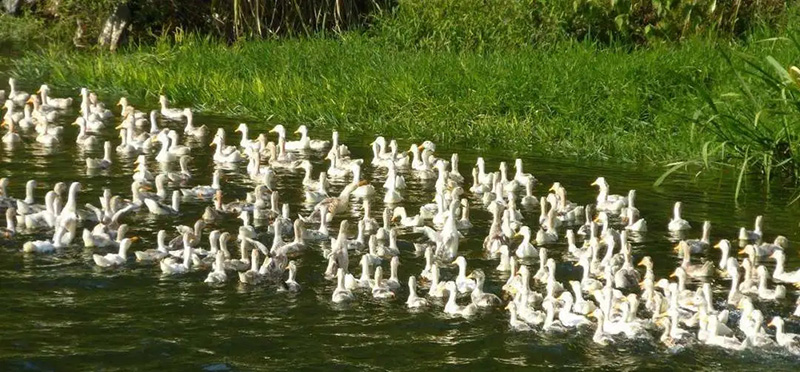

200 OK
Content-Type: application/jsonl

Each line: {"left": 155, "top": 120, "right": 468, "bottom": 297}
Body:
{"left": 170, "top": 109, "right": 203, "bottom": 138}
{"left": 591, "top": 177, "right": 627, "bottom": 213}
{"left": 444, "top": 281, "right": 478, "bottom": 317}
{"left": 680, "top": 243, "right": 714, "bottom": 278}
{"left": 86, "top": 141, "right": 113, "bottom": 170}
{"left": 513, "top": 226, "right": 537, "bottom": 259}
{"left": 22, "top": 224, "right": 70, "bottom": 253}
{"left": 161, "top": 236, "right": 193, "bottom": 276}
{"left": 451, "top": 256, "right": 476, "bottom": 294}
{"left": 204, "top": 250, "right": 228, "bottom": 284}
{"left": 755, "top": 265, "right": 786, "bottom": 300}
{"left": 134, "top": 230, "right": 171, "bottom": 262}
{"left": 332, "top": 268, "right": 355, "bottom": 303}
{"left": 406, "top": 276, "right": 429, "bottom": 309}
{"left": 371, "top": 266, "right": 395, "bottom": 299}
{"left": 181, "top": 169, "right": 221, "bottom": 199}
{"left": 158, "top": 95, "right": 185, "bottom": 120}
{"left": 211, "top": 133, "right": 243, "bottom": 163}
{"left": 292, "top": 125, "right": 330, "bottom": 151}
{"left": 667, "top": 201, "right": 691, "bottom": 232}
{"left": 1, "top": 118, "right": 22, "bottom": 144}
{"left": 238, "top": 249, "right": 263, "bottom": 284}
{"left": 768, "top": 250, "right": 800, "bottom": 284}
{"left": 768, "top": 317, "right": 800, "bottom": 354}
{"left": 739, "top": 216, "right": 765, "bottom": 244}
{"left": 7, "top": 78, "right": 29, "bottom": 106}
{"left": 93, "top": 237, "right": 136, "bottom": 267}
{"left": 37, "top": 84, "right": 72, "bottom": 109}
{"left": 674, "top": 221, "right": 711, "bottom": 254}
{"left": 144, "top": 190, "right": 181, "bottom": 215}
{"left": 624, "top": 207, "right": 647, "bottom": 232}
{"left": 468, "top": 269, "right": 501, "bottom": 307}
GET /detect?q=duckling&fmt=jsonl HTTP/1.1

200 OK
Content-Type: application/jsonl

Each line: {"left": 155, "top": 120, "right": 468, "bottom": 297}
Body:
{"left": 93, "top": 237, "right": 136, "bottom": 267}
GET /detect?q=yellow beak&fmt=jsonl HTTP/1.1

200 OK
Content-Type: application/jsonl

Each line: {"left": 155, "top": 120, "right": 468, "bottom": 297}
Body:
{"left": 669, "top": 272, "right": 676, "bottom": 278}
{"left": 738, "top": 249, "right": 746, "bottom": 255}
{"left": 293, "top": 129, "right": 300, "bottom": 134}
{"left": 767, "top": 321, "right": 775, "bottom": 328}
{"left": 590, "top": 181, "right": 598, "bottom": 186}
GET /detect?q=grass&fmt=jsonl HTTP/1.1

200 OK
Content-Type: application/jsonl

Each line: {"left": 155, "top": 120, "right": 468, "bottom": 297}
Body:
{"left": 15, "top": 33, "right": 793, "bottom": 163}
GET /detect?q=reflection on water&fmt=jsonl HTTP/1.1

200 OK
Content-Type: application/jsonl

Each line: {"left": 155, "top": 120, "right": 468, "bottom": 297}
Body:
{"left": 1, "top": 82, "right": 800, "bottom": 370}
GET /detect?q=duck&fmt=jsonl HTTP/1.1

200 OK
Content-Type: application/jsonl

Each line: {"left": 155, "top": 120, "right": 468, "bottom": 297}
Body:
{"left": 332, "top": 268, "right": 355, "bottom": 304}
{"left": 181, "top": 169, "right": 221, "bottom": 199}
{"left": 1, "top": 118, "right": 22, "bottom": 144}
{"left": 679, "top": 242, "right": 714, "bottom": 278}
{"left": 769, "top": 250, "right": 800, "bottom": 284}
{"left": 210, "top": 132, "right": 243, "bottom": 163}
{"left": 134, "top": 230, "right": 171, "bottom": 262}
{"left": 768, "top": 317, "right": 800, "bottom": 354}
{"left": 37, "top": 84, "right": 72, "bottom": 109}
{"left": 7, "top": 78, "right": 29, "bottom": 106}
{"left": 591, "top": 177, "right": 627, "bottom": 213}
{"left": 144, "top": 190, "right": 181, "bottom": 215}
{"left": 293, "top": 125, "right": 330, "bottom": 151}
{"left": 588, "top": 309, "right": 615, "bottom": 346}
{"left": 406, "top": 276, "right": 429, "bottom": 309}
{"left": 667, "top": 201, "right": 691, "bottom": 231}
{"left": 160, "top": 236, "right": 193, "bottom": 275}
{"left": 513, "top": 226, "right": 537, "bottom": 259}
{"left": 624, "top": 207, "right": 647, "bottom": 232}
{"left": 738, "top": 215, "right": 763, "bottom": 242}
{"left": 391, "top": 206, "right": 423, "bottom": 227}
{"left": 469, "top": 269, "right": 501, "bottom": 307}
{"left": 674, "top": 221, "right": 711, "bottom": 254}
{"left": 755, "top": 265, "right": 786, "bottom": 300}
{"left": 238, "top": 249, "right": 263, "bottom": 285}
{"left": 427, "top": 264, "right": 448, "bottom": 298}
{"left": 505, "top": 302, "right": 533, "bottom": 331}
{"left": 86, "top": 141, "right": 113, "bottom": 170}
{"left": 280, "top": 261, "right": 301, "bottom": 292}
{"left": 182, "top": 109, "right": 208, "bottom": 137}
{"left": 158, "top": 95, "right": 185, "bottom": 120}
{"left": 22, "top": 225, "right": 70, "bottom": 253}
{"left": 92, "top": 237, "right": 136, "bottom": 267}
{"left": 451, "top": 256, "right": 476, "bottom": 294}
{"left": 444, "top": 281, "right": 478, "bottom": 317}
{"left": 371, "top": 266, "right": 395, "bottom": 299}
{"left": 116, "top": 97, "right": 145, "bottom": 121}
{"left": 204, "top": 250, "right": 228, "bottom": 284}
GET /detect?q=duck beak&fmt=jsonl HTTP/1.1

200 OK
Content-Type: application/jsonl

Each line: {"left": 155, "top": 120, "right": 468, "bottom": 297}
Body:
{"left": 268, "top": 128, "right": 276, "bottom": 133}
{"left": 636, "top": 260, "right": 645, "bottom": 267}
{"left": 590, "top": 180, "right": 598, "bottom": 186}
{"left": 114, "top": 123, "right": 124, "bottom": 130}
{"left": 669, "top": 272, "right": 676, "bottom": 278}
{"left": 293, "top": 129, "right": 300, "bottom": 134}
{"left": 357, "top": 180, "right": 369, "bottom": 186}
{"left": 738, "top": 248, "right": 746, "bottom": 255}
{"left": 713, "top": 242, "right": 720, "bottom": 249}
{"left": 26, "top": 97, "right": 33, "bottom": 104}
{"left": 0, "top": 120, "right": 6, "bottom": 128}
{"left": 130, "top": 236, "right": 140, "bottom": 242}
{"left": 36, "top": 89, "right": 41, "bottom": 94}
{"left": 673, "top": 243, "right": 681, "bottom": 252}
{"left": 767, "top": 320, "right": 774, "bottom": 328}
{"left": 418, "top": 145, "right": 424, "bottom": 150}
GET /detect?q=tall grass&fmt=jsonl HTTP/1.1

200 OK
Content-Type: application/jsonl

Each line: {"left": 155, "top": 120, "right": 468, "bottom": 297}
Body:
{"left": 15, "top": 34, "right": 796, "bottom": 164}
{"left": 655, "top": 36, "right": 800, "bottom": 201}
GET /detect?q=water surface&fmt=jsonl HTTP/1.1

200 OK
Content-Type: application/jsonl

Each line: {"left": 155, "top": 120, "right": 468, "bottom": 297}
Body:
{"left": 2, "top": 80, "right": 800, "bottom": 371}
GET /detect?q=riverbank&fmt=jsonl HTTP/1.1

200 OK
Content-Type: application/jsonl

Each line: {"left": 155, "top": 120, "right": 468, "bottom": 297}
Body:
{"left": 8, "top": 33, "right": 798, "bottom": 164}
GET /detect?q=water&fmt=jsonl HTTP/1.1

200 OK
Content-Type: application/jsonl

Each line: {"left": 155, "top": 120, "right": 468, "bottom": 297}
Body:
{"left": 2, "top": 82, "right": 800, "bottom": 371}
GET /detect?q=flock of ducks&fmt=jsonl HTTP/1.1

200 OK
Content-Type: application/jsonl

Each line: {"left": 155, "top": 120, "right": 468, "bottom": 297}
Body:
{"left": 2, "top": 77, "right": 800, "bottom": 357}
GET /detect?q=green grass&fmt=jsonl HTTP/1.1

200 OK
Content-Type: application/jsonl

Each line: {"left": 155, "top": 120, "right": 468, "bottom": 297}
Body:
{"left": 16, "top": 34, "right": 795, "bottom": 163}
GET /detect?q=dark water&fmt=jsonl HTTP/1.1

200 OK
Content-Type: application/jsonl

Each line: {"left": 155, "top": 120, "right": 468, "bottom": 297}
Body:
{"left": 2, "top": 82, "right": 800, "bottom": 371}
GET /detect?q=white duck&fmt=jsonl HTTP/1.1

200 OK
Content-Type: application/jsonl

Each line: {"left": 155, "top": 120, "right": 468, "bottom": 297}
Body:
{"left": 93, "top": 237, "right": 136, "bottom": 267}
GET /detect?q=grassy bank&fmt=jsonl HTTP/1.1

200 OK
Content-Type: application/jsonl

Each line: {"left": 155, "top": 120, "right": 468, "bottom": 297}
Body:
{"left": 10, "top": 34, "right": 798, "bottom": 164}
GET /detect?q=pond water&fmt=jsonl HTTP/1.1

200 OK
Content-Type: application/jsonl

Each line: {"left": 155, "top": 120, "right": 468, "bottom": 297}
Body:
{"left": 2, "top": 78, "right": 800, "bottom": 371}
